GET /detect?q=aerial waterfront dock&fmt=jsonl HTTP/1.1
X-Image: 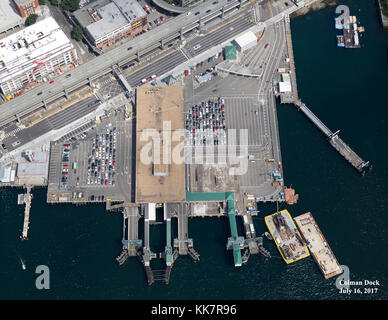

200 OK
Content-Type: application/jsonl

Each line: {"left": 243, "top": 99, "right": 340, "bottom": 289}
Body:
{"left": 0, "top": 0, "right": 373, "bottom": 288}
{"left": 294, "top": 212, "right": 343, "bottom": 279}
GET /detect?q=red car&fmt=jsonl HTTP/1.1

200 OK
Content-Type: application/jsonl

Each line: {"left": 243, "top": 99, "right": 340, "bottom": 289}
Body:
{"left": 113, "top": 160, "right": 116, "bottom": 166}
{"left": 105, "top": 179, "right": 108, "bottom": 185}
{"left": 264, "top": 43, "right": 269, "bottom": 48}
{"left": 63, "top": 143, "right": 69, "bottom": 147}
{"left": 63, "top": 164, "right": 68, "bottom": 167}
{"left": 62, "top": 171, "right": 68, "bottom": 175}
{"left": 49, "top": 80, "right": 54, "bottom": 84}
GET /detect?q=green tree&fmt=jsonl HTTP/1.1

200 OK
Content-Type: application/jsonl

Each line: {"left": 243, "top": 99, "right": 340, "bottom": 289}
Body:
{"left": 71, "top": 25, "right": 83, "bottom": 41}
{"left": 25, "top": 14, "right": 39, "bottom": 26}
{"left": 49, "top": 0, "right": 58, "bottom": 5}
{"left": 61, "top": 0, "right": 80, "bottom": 12}
{"left": 38, "top": 0, "right": 46, "bottom": 5}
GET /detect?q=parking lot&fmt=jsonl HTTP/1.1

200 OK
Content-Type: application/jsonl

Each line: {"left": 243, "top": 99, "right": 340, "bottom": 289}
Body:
{"left": 185, "top": 97, "right": 227, "bottom": 147}
{"left": 47, "top": 111, "right": 134, "bottom": 203}
{"left": 183, "top": 74, "right": 284, "bottom": 207}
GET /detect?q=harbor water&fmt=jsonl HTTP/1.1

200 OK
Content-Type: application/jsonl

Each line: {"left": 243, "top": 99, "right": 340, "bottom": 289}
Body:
{"left": 0, "top": 0, "right": 387, "bottom": 299}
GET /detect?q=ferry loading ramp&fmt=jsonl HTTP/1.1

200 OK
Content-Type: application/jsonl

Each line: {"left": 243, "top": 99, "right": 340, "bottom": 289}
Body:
{"left": 135, "top": 85, "right": 185, "bottom": 203}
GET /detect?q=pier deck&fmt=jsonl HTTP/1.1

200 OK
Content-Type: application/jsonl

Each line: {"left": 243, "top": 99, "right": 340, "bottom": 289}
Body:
{"left": 20, "top": 186, "right": 32, "bottom": 240}
{"left": 177, "top": 208, "right": 189, "bottom": 255}
{"left": 294, "top": 212, "right": 343, "bottom": 279}
{"left": 284, "top": 15, "right": 298, "bottom": 103}
{"left": 294, "top": 100, "right": 370, "bottom": 174}
{"left": 126, "top": 207, "right": 140, "bottom": 256}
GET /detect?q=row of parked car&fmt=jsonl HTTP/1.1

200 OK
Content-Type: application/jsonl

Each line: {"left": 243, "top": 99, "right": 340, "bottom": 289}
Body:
{"left": 87, "top": 127, "right": 117, "bottom": 186}
{"left": 60, "top": 143, "right": 71, "bottom": 188}
{"left": 185, "top": 98, "right": 227, "bottom": 146}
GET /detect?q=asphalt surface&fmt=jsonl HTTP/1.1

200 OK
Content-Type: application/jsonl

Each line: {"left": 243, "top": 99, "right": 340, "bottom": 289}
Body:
{"left": 2, "top": 95, "right": 98, "bottom": 152}
{"left": 126, "top": 50, "right": 187, "bottom": 87}
{"left": 125, "top": 8, "right": 254, "bottom": 87}
{"left": 47, "top": 114, "right": 134, "bottom": 203}
{"left": 184, "top": 10, "right": 254, "bottom": 57}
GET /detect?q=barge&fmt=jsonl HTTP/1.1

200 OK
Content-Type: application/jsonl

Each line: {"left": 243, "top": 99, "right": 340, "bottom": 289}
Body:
{"left": 264, "top": 210, "right": 310, "bottom": 264}
{"left": 294, "top": 212, "right": 343, "bottom": 279}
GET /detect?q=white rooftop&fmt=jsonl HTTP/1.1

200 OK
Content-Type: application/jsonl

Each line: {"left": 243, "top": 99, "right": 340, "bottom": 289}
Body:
{"left": 0, "top": 165, "right": 12, "bottom": 182}
{"left": 0, "top": 17, "right": 74, "bottom": 83}
{"left": 279, "top": 81, "right": 292, "bottom": 93}
{"left": 234, "top": 31, "right": 257, "bottom": 47}
{"left": 0, "top": 1, "right": 24, "bottom": 34}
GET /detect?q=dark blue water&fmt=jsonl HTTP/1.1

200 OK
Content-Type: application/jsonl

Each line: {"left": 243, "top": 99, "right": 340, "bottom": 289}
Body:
{"left": 0, "top": 0, "right": 387, "bottom": 299}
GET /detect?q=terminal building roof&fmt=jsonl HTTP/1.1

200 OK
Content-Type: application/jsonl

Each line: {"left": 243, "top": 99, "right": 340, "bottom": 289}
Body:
{"left": 135, "top": 86, "right": 185, "bottom": 203}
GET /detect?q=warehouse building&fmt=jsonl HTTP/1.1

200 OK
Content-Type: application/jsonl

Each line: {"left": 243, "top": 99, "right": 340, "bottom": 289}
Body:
{"left": 233, "top": 31, "right": 258, "bottom": 52}
{"left": 73, "top": 0, "right": 148, "bottom": 50}
{"left": 0, "top": 17, "right": 78, "bottom": 97}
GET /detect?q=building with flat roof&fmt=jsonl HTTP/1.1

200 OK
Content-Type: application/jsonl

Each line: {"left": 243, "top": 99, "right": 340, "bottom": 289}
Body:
{"left": 233, "top": 31, "right": 257, "bottom": 52}
{"left": 0, "top": 1, "right": 24, "bottom": 34}
{"left": 16, "top": 150, "right": 49, "bottom": 185}
{"left": 224, "top": 45, "right": 237, "bottom": 60}
{"left": 73, "top": 0, "right": 148, "bottom": 50}
{"left": 13, "top": 0, "right": 41, "bottom": 18}
{"left": 0, "top": 16, "right": 78, "bottom": 97}
{"left": 279, "top": 73, "right": 292, "bottom": 93}
{"left": 135, "top": 86, "right": 185, "bottom": 203}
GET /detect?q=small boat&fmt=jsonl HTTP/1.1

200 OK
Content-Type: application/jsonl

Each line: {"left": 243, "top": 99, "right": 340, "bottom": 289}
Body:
{"left": 19, "top": 257, "right": 26, "bottom": 270}
{"left": 263, "top": 232, "right": 273, "bottom": 241}
{"left": 337, "top": 35, "right": 345, "bottom": 47}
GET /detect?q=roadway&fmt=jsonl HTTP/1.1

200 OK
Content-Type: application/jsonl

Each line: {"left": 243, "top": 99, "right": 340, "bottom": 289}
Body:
{"left": 126, "top": 9, "right": 253, "bottom": 87}
{"left": 2, "top": 95, "right": 98, "bottom": 152}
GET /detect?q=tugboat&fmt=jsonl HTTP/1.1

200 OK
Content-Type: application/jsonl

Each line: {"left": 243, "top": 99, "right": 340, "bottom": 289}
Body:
{"left": 259, "top": 246, "right": 271, "bottom": 260}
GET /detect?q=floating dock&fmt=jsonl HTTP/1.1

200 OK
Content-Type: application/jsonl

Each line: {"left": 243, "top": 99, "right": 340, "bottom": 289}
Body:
{"left": 264, "top": 210, "right": 310, "bottom": 264}
{"left": 294, "top": 212, "right": 343, "bottom": 279}
{"left": 335, "top": 14, "right": 362, "bottom": 48}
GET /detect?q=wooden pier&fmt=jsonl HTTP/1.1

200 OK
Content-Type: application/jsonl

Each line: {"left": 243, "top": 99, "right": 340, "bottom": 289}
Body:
{"left": 19, "top": 186, "right": 32, "bottom": 241}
